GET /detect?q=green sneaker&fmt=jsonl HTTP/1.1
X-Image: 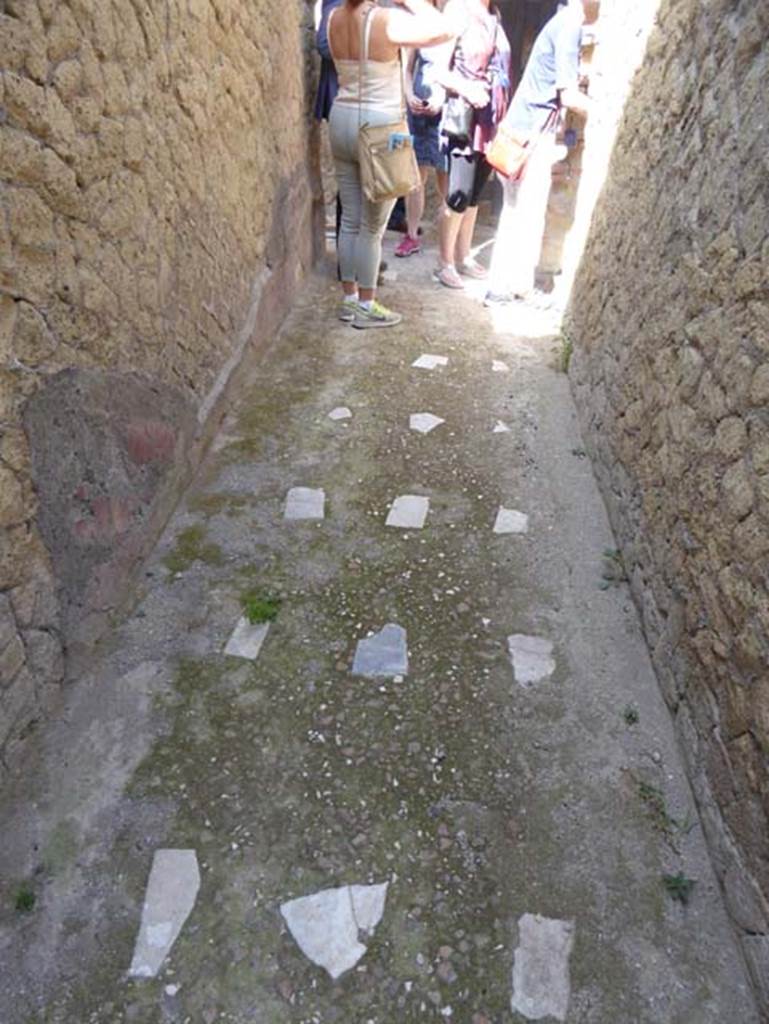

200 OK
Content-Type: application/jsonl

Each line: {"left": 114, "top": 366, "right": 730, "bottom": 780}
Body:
{"left": 338, "top": 297, "right": 358, "bottom": 322}
{"left": 351, "top": 300, "right": 402, "bottom": 330}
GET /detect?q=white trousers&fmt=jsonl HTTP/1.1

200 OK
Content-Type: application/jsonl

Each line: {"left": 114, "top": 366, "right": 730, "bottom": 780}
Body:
{"left": 488, "top": 130, "right": 559, "bottom": 296}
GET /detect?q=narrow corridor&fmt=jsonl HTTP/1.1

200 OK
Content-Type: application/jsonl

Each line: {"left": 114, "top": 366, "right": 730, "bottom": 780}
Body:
{"left": 0, "top": 236, "right": 759, "bottom": 1022}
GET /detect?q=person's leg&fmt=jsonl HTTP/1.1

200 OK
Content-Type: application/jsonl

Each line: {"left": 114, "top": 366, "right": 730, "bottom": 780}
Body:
{"left": 329, "top": 107, "right": 361, "bottom": 297}
{"left": 455, "top": 207, "right": 479, "bottom": 266}
{"left": 487, "top": 173, "right": 521, "bottom": 296}
{"left": 350, "top": 191, "right": 402, "bottom": 328}
{"left": 438, "top": 205, "right": 463, "bottom": 267}
{"left": 356, "top": 191, "right": 397, "bottom": 300}
{"left": 504, "top": 134, "right": 558, "bottom": 296}
{"left": 397, "top": 166, "right": 428, "bottom": 256}
{"left": 335, "top": 162, "right": 361, "bottom": 300}
{"left": 435, "top": 168, "right": 448, "bottom": 201}
{"left": 408, "top": 167, "right": 428, "bottom": 237}
{"left": 437, "top": 146, "right": 475, "bottom": 286}
{"left": 456, "top": 155, "right": 491, "bottom": 274}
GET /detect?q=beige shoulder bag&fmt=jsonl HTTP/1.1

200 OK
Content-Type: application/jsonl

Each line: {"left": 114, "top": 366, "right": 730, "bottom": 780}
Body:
{"left": 357, "top": 7, "right": 420, "bottom": 203}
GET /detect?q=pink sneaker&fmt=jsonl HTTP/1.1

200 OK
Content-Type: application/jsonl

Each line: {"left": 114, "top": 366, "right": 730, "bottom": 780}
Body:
{"left": 395, "top": 235, "right": 421, "bottom": 258}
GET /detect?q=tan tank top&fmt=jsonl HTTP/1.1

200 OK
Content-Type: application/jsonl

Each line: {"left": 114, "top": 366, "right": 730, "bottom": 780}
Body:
{"left": 328, "top": 9, "right": 404, "bottom": 117}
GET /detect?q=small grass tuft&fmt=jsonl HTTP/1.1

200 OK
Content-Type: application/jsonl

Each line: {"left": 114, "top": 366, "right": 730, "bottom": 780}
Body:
{"left": 623, "top": 705, "right": 639, "bottom": 726}
{"left": 635, "top": 777, "right": 696, "bottom": 854}
{"left": 15, "top": 884, "right": 36, "bottom": 913}
{"left": 163, "top": 524, "right": 224, "bottom": 574}
{"left": 240, "top": 590, "right": 282, "bottom": 624}
{"left": 599, "top": 547, "right": 628, "bottom": 590}
{"left": 558, "top": 332, "right": 574, "bottom": 373}
{"left": 663, "top": 872, "right": 696, "bottom": 905}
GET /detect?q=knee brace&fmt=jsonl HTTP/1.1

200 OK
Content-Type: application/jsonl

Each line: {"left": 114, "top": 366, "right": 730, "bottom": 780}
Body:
{"left": 447, "top": 189, "right": 470, "bottom": 213}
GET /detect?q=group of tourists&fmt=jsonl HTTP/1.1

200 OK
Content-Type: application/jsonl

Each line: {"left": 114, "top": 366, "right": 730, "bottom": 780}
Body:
{"left": 316, "top": 0, "right": 597, "bottom": 329}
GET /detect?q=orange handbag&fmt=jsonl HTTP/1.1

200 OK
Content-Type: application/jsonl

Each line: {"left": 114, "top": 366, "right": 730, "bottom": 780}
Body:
{"left": 486, "top": 124, "right": 531, "bottom": 179}
{"left": 486, "top": 109, "right": 560, "bottom": 180}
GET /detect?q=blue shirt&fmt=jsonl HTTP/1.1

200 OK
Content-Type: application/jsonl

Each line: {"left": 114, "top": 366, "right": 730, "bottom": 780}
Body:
{"left": 314, "top": 0, "right": 343, "bottom": 120}
{"left": 505, "top": 4, "right": 583, "bottom": 135}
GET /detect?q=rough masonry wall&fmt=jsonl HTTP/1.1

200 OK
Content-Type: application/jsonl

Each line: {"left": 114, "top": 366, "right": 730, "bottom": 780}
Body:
{"left": 567, "top": 0, "right": 769, "bottom": 1004}
{"left": 0, "top": 0, "right": 321, "bottom": 765}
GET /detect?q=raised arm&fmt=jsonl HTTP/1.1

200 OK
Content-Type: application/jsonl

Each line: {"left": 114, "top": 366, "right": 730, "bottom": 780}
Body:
{"left": 555, "top": 15, "right": 592, "bottom": 115}
{"left": 403, "top": 48, "right": 421, "bottom": 113}
{"left": 384, "top": 0, "right": 457, "bottom": 48}
{"left": 429, "top": 1, "right": 489, "bottom": 108}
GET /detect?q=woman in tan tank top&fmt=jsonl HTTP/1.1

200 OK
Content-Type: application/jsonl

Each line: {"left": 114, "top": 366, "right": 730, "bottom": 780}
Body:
{"left": 328, "top": 0, "right": 456, "bottom": 328}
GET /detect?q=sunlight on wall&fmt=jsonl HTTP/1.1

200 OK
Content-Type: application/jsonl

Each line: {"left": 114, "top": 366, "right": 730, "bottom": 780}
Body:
{"left": 557, "top": 0, "right": 664, "bottom": 301}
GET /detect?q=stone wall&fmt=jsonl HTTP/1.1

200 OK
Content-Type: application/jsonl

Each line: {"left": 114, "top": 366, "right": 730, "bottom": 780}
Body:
{"left": 0, "top": 0, "right": 322, "bottom": 767}
{"left": 567, "top": 0, "right": 769, "bottom": 1006}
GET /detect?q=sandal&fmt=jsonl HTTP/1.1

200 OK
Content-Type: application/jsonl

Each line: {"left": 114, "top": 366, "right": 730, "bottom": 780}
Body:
{"left": 458, "top": 258, "right": 488, "bottom": 280}
{"left": 432, "top": 265, "right": 464, "bottom": 290}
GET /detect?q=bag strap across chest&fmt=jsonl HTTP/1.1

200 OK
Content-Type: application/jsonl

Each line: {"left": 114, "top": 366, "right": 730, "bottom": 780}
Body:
{"left": 358, "top": 6, "right": 406, "bottom": 129}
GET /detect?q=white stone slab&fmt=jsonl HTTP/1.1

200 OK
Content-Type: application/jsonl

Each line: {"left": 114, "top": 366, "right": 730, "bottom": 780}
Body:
{"left": 410, "top": 413, "right": 445, "bottom": 434}
{"left": 128, "top": 850, "right": 200, "bottom": 979}
{"left": 494, "top": 508, "right": 529, "bottom": 534}
{"left": 353, "top": 623, "right": 408, "bottom": 677}
{"left": 492, "top": 360, "right": 510, "bottom": 373}
{"left": 511, "top": 914, "right": 575, "bottom": 1021}
{"left": 285, "top": 487, "right": 325, "bottom": 521}
{"left": 507, "top": 635, "right": 556, "bottom": 687}
{"left": 328, "top": 407, "right": 352, "bottom": 421}
{"left": 386, "top": 495, "right": 430, "bottom": 530}
{"left": 281, "top": 882, "right": 389, "bottom": 980}
{"left": 224, "top": 617, "right": 270, "bottom": 660}
{"left": 493, "top": 420, "right": 510, "bottom": 434}
{"left": 412, "top": 354, "right": 448, "bottom": 370}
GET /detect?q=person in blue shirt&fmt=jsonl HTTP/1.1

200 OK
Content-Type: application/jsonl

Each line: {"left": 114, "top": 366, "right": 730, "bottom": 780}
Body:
{"left": 315, "top": 0, "right": 343, "bottom": 122}
{"left": 485, "top": 0, "right": 598, "bottom": 307}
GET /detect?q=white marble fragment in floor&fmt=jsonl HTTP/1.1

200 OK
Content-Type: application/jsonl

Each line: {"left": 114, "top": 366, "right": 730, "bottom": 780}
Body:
{"left": 493, "top": 507, "right": 529, "bottom": 534}
{"left": 381, "top": 269, "right": 398, "bottom": 283}
{"left": 328, "top": 406, "right": 352, "bottom": 421}
{"left": 511, "top": 914, "right": 575, "bottom": 1021}
{"left": 493, "top": 420, "right": 510, "bottom": 434}
{"left": 507, "top": 634, "right": 556, "bottom": 687}
{"left": 412, "top": 354, "right": 448, "bottom": 370}
{"left": 281, "top": 882, "right": 389, "bottom": 980}
{"left": 285, "top": 487, "right": 325, "bottom": 520}
{"left": 492, "top": 360, "right": 510, "bottom": 373}
{"left": 224, "top": 617, "right": 270, "bottom": 660}
{"left": 128, "top": 850, "right": 201, "bottom": 979}
{"left": 410, "top": 413, "right": 445, "bottom": 434}
{"left": 386, "top": 495, "right": 430, "bottom": 530}
{"left": 352, "top": 623, "right": 408, "bottom": 677}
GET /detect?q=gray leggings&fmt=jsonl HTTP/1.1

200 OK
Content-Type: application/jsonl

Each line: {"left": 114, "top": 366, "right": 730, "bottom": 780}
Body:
{"left": 329, "top": 102, "right": 397, "bottom": 289}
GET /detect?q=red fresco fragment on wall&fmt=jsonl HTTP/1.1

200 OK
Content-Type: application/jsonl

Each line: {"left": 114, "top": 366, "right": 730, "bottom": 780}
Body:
{"left": 125, "top": 421, "right": 176, "bottom": 465}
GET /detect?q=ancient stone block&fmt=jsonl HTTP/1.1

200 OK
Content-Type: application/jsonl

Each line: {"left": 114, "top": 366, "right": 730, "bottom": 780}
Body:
{"left": 0, "top": 666, "right": 36, "bottom": 746}
{"left": 23, "top": 629, "right": 64, "bottom": 683}
{"left": 0, "top": 465, "right": 25, "bottom": 529}
{"left": 12, "top": 302, "right": 57, "bottom": 366}
{"left": 0, "top": 632, "right": 25, "bottom": 687}
{"left": 721, "top": 460, "right": 755, "bottom": 520}
{"left": 715, "top": 417, "right": 748, "bottom": 461}
{"left": 0, "top": 295, "right": 16, "bottom": 362}
{"left": 750, "top": 364, "right": 769, "bottom": 406}
{"left": 47, "top": 4, "right": 81, "bottom": 63}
